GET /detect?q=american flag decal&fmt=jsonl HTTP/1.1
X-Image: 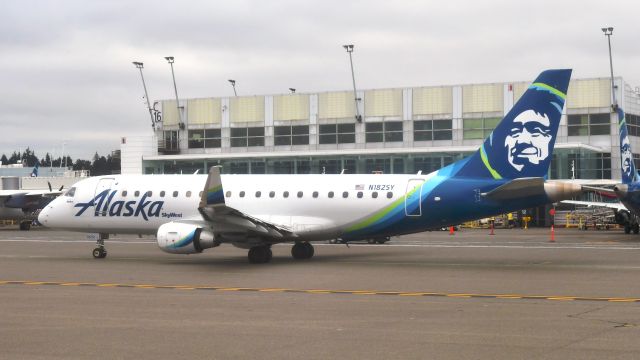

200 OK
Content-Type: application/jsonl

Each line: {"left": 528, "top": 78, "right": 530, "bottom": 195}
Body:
{"left": 355, "top": 184, "right": 364, "bottom": 190}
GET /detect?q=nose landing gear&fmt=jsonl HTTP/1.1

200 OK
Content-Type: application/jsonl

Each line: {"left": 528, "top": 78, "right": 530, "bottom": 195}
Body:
{"left": 90, "top": 233, "right": 108, "bottom": 259}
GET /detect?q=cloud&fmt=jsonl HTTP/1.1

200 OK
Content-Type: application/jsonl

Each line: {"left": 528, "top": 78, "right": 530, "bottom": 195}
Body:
{"left": 1, "top": 0, "right": 639, "bottom": 160}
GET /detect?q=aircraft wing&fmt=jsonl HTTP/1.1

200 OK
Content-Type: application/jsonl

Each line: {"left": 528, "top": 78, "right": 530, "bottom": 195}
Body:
{"left": 561, "top": 200, "right": 627, "bottom": 211}
{"left": 197, "top": 166, "right": 295, "bottom": 240}
{"left": 0, "top": 189, "right": 63, "bottom": 200}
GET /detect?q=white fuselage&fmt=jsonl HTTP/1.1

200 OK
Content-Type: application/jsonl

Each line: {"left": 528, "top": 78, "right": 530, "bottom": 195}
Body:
{"left": 39, "top": 173, "right": 435, "bottom": 240}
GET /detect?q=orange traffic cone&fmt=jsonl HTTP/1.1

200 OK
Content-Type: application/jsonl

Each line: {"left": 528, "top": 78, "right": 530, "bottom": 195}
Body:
{"left": 449, "top": 226, "right": 454, "bottom": 235}
{"left": 549, "top": 224, "right": 555, "bottom": 242}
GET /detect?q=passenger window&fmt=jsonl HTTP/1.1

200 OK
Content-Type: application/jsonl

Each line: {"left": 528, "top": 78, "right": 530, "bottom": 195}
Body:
{"left": 387, "top": 192, "right": 393, "bottom": 199}
{"left": 283, "top": 191, "right": 289, "bottom": 198}
{"left": 160, "top": 191, "right": 165, "bottom": 197}
{"left": 328, "top": 191, "right": 334, "bottom": 198}
{"left": 121, "top": 190, "right": 127, "bottom": 197}
{"left": 147, "top": 191, "right": 152, "bottom": 197}
{"left": 225, "top": 191, "right": 231, "bottom": 198}
{"left": 357, "top": 192, "right": 363, "bottom": 198}
{"left": 372, "top": 192, "right": 378, "bottom": 198}
{"left": 240, "top": 191, "right": 246, "bottom": 198}
{"left": 173, "top": 191, "right": 178, "bottom": 197}
{"left": 65, "top": 187, "right": 76, "bottom": 197}
{"left": 342, "top": 191, "right": 348, "bottom": 198}
{"left": 134, "top": 191, "right": 140, "bottom": 197}
{"left": 186, "top": 191, "right": 192, "bottom": 198}
{"left": 312, "top": 191, "right": 319, "bottom": 198}
{"left": 255, "top": 191, "right": 261, "bottom": 198}
{"left": 269, "top": 191, "right": 275, "bottom": 198}
{"left": 297, "top": 191, "right": 303, "bottom": 198}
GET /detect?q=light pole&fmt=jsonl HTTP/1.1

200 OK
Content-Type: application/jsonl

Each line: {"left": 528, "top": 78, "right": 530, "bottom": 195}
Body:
{"left": 228, "top": 79, "right": 237, "bottom": 96}
{"left": 343, "top": 44, "right": 362, "bottom": 122}
{"left": 132, "top": 61, "right": 157, "bottom": 130}
{"left": 164, "top": 56, "right": 184, "bottom": 129}
{"left": 601, "top": 27, "right": 617, "bottom": 111}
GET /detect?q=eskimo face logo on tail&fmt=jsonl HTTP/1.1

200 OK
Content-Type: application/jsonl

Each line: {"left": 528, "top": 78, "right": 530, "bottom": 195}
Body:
{"left": 504, "top": 110, "right": 552, "bottom": 172}
{"left": 74, "top": 189, "right": 163, "bottom": 221}
{"left": 621, "top": 135, "right": 633, "bottom": 179}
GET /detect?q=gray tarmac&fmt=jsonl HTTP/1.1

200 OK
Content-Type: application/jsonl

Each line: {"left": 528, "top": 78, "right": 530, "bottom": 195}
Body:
{"left": 1, "top": 226, "right": 639, "bottom": 359}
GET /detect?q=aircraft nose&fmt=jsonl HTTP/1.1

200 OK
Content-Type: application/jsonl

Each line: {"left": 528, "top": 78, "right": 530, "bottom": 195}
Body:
{"left": 38, "top": 204, "right": 51, "bottom": 227}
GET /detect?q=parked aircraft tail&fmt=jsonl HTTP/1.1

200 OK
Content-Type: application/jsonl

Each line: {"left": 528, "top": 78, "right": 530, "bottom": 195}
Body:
{"left": 453, "top": 69, "right": 572, "bottom": 180}
{"left": 30, "top": 162, "right": 39, "bottom": 177}
{"left": 617, "top": 108, "right": 638, "bottom": 184}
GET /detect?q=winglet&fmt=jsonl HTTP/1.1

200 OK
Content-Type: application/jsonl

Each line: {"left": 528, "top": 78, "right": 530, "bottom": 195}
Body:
{"left": 199, "top": 166, "right": 225, "bottom": 209}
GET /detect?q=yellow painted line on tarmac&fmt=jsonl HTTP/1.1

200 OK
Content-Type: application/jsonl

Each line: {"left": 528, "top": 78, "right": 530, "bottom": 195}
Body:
{"left": 1, "top": 280, "right": 639, "bottom": 304}
{"left": 258, "top": 288, "right": 289, "bottom": 292}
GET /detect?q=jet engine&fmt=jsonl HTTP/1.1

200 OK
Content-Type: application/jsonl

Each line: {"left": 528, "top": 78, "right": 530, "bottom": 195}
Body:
{"left": 156, "top": 222, "right": 216, "bottom": 254}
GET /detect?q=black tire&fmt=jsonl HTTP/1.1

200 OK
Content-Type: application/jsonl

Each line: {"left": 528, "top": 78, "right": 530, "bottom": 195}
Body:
{"left": 248, "top": 246, "right": 271, "bottom": 264}
{"left": 92, "top": 248, "right": 106, "bottom": 259}
{"left": 19, "top": 222, "right": 31, "bottom": 231}
{"left": 633, "top": 224, "right": 639, "bottom": 234}
{"left": 624, "top": 224, "right": 631, "bottom": 234}
{"left": 292, "top": 242, "right": 314, "bottom": 260}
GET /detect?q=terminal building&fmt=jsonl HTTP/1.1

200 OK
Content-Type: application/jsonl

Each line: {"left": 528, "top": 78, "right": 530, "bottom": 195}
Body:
{"left": 121, "top": 75, "right": 640, "bottom": 182}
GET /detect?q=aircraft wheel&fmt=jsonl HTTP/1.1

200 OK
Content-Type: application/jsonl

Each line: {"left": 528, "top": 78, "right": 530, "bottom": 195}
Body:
{"left": 92, "top": 247, "right": 107, "bottom": 259}
{"left": 376, "top": 237, "right": 390, "bottom": 244}
{"left": 19, "top": 221, "right": 31, "bottom": 231}
{"left": 248, "top": 246, "right": 272, "bottom": 264}
{"left": 291, "top": 242, "right": 314, "bottom": 260}
{"left": 633, "top": 224, "right": 639, "bottom": 234}
{"left": 624, "top": 224, "right": 631, "bottom": 234}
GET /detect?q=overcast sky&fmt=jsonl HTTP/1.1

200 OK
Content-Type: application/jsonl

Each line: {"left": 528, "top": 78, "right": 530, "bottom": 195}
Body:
{"left": 1, "top": 0, "right": 638, "bottom": 160}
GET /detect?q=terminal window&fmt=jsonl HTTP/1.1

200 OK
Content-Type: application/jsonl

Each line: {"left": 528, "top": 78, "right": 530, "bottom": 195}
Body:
{"left": 274, "top": 125, "right": 309, "bottom": 146}
{"left": 567, "top": 113, "right": 610, "bottom": 136}
{"left": 319, "top": 123, "right": 355, "bottom": 144}
{"left": 463, "top": 117, "right": 500, "bottom": 139}
{"left": 627, "top": 113, "right": 640, "bottom": 136}
{"left": 231, "top": 127, "right": 265, "bottom": 147}
{"left": 188, "top": 129, "right": 221, "bottom": 149}
{"left": 414, "top": 119, "right": 452, "bottom": 141}
{"left": 365, "top": 121, "right": 403, "bottom": 143}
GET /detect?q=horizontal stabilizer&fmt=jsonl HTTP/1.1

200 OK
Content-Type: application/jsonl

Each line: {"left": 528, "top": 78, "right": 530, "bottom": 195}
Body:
{"left": 481, "top": 177, "right": 545, "bottom": 200}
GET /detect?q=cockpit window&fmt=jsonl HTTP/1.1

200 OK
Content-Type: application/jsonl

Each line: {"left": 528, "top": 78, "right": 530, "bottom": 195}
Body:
{"left": 65, "top": 187, "right": 76, "bottom": 197}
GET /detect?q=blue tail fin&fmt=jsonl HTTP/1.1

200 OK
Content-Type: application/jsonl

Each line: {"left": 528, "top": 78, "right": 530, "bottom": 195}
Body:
{"left": 618, "top": 108, "right": 638, "bottom": 184}
{"left": 30, "top": 162, "right": 39, "bottom": 177}
{"left": 453, "top": 69, "right": 572, "bottom": 179}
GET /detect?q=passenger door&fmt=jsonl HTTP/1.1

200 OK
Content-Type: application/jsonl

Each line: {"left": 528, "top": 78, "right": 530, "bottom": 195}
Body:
{"left": 404, "top": 179, "right": 425, "bottom": 217}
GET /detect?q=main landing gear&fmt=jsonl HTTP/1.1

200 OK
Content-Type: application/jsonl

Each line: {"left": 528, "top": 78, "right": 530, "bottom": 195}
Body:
{"left": 248, "top": 245, "right": 272, "bottom": 264}
{"left": 291, "top": 242, "right": 314, "bottom": 260}
{"left": 247, "top": 242, "right": 315, "bottom": 264}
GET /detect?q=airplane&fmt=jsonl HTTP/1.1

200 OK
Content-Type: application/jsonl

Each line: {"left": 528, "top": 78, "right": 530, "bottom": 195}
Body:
{"left": 38, "top": 69, "right": 582, "bottom": 263}
{"left": 562, "top": 108, "right": 640, "bottom": 234}
{"left": 0, "top": 163, "right": 64, "bottom": 230}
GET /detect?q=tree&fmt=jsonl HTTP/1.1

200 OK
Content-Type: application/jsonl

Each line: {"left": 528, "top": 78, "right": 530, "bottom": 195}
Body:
{"left": 0, "top": 154, "right": 7, "bottom": 164}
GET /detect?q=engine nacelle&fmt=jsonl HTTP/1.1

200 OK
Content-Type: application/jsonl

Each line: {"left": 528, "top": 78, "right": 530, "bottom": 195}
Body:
{"left": 156, "top": 222, "right": 216, "bottom": 254}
